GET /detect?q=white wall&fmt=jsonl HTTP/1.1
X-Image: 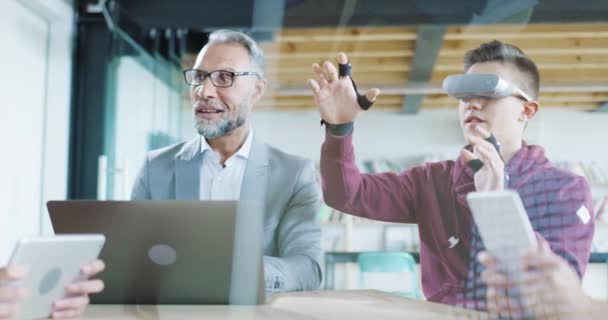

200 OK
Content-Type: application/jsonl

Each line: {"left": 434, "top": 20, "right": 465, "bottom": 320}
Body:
{"left": 533, "top": 109, "right": 608, "bottom": 161}
{"left": 0, "top": 0, "right": 73, "bottom": 263}
{"left": 250, "top": 109, "right": 463, "bottom": 162}
{"left": 248, "top": 108, "right": 608, "bottom": 165}
{"left": 39, "top": 2, "right": 74, "bottom": 236}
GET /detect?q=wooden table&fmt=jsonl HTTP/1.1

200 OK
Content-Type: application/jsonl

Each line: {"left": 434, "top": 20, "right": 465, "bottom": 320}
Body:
{"left": 80, "top": 290, "right": 489, "bottom": 319}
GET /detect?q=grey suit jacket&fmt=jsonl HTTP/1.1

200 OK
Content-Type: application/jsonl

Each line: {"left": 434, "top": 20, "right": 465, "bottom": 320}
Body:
{"left": 131, "top": 135, "right": 322, "bottom": 292}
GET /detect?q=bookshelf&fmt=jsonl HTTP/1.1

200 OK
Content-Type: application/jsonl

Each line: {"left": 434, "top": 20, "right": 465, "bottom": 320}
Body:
{"left": 321, "top": 209, "right": 419, "bottom": 252}
{"left": 554, "top": 161, "right": 608, "bottom": 202}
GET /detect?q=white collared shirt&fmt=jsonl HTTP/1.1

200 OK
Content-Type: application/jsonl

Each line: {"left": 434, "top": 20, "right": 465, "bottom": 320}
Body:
{"left": 199, "top": 130, "right": 253, "bottom": 200}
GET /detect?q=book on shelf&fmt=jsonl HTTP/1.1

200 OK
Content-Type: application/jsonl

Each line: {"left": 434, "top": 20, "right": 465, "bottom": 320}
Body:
{"left": 554, "top": 161, "right": 608, "bottom": 186}
{"left": 360, "top": 153, "right": 451, "bottom": 175}
{"left": 320, "top": 203, "right": 393, "bottom": 225}
{"left": 595, "top": 195, "right": 608, "bottom": 222}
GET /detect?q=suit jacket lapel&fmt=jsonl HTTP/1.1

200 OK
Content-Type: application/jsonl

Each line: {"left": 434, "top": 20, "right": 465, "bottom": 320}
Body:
{"left": 175, "top": 136, "right": 202, "bottom": 200}
{"left": 240, "top": 136, "right": 270, "bottom": 204}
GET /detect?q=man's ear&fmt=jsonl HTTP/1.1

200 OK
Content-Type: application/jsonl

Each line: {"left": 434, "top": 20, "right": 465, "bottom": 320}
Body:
{"left": 250, "top": 78, "right": 267, "bottom": 104}
{"left": 521, "top": 100, "right": 540, "bottom": 122}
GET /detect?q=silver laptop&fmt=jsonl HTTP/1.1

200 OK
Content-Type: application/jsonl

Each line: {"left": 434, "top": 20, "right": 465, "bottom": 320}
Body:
{"left": 47, "top": 200, "right": 265, "bottom": 305}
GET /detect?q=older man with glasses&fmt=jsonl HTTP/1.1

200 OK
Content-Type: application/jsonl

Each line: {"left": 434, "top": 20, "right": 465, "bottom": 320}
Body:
{"left": 131, "top": 30, "right": 322, "bottom": 295}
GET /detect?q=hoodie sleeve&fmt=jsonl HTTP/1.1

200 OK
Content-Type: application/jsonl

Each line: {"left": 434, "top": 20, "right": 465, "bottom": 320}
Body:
{"left": 320, "top": 128, "right": 427, "bottom": 224}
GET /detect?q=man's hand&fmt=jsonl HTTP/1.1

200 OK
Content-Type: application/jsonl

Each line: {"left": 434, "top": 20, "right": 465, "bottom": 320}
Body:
{"left": 460, "top": 126, "right": 504, "bottom": 192}
{"left": 478, "top": 251, "right": 526, "bottom": 318}
{"left": 307, "top": 52, "right": 380, "bottom": 125}
{"left": 0, "top": 266, "right": 28, "bottom": 320}
{"left": 478, "top": 241, "right": 594, "bottom": 320}
{"left": 50, "top": 260, "right": 105, "bottom": 319}
{"left": 520, "top": 241, "right": 593, "bottom": 319}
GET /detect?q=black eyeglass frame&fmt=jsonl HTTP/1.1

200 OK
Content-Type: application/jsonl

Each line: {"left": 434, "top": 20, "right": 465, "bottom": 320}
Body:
{"left": 183, "top": 69, "right": 261, "bottom": 88}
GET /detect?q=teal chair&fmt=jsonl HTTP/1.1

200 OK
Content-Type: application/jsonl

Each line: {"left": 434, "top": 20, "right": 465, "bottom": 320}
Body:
{"left": 357, "top": 252, "right": 420, "bottom": 299}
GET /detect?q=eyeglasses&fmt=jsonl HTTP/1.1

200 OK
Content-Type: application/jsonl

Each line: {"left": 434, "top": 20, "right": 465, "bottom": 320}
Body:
{"left": 183, "top": 69, "right": 261, "bottom": 88}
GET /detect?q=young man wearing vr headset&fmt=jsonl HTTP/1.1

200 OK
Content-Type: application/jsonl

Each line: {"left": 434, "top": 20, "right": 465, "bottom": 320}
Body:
{"left": 308, "top": 40, "right": 594, "bottom": 312}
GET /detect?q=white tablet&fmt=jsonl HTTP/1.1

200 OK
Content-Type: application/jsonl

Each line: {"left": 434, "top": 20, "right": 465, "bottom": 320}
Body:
{"left": 8, "top": 235, "right": 105, "bottom": 319}
{"left": 466, "top": 190, "right": 538, "bottom": 273}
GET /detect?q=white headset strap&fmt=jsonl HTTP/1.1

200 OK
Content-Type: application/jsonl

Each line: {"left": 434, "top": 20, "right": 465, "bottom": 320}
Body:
{"left": 513, "top": 86, "right": 533, "bottom": 102}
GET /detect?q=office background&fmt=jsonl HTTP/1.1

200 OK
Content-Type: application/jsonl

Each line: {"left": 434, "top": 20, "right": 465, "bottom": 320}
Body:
{"left": 1, "top": 0, "right": 607, "bottom": 299}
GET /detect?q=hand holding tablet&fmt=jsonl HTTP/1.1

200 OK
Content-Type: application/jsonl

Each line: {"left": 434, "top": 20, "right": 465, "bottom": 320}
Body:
{"left": 7, "top": 235, "right": 105, "bottom": 319}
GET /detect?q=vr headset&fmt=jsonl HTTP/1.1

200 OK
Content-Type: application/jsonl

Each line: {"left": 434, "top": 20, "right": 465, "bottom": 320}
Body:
{"left": 442, "top": 73, "right": 532, "bottom": 102}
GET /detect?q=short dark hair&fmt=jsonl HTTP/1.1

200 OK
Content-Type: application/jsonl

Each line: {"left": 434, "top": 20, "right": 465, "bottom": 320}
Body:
{"left": 464, "top": 40, "right": 540, "bottom": 100}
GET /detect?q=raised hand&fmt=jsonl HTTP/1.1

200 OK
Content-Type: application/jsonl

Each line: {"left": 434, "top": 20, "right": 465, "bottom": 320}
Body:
{"left": 307, "top": 52, "right": 380, "bottom": 125}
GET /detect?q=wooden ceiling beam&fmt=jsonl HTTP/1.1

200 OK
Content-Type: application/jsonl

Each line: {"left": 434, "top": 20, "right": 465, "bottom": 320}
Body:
{"left": 430, "top": 69, "right": 608, "bottom": 82}
{"left": 449, "top": 23, "right": 608, "bottom": 33}
{"left": 438, "top": 47, "right": 608, "bottom": 57}
{"left": 264, "top": 51, "right": 415, "bottom": 59}
{"left": 276, "top": 30, "right": 608, "bottom": 42}
{"left": 260, "top": 41, "right": 414, "bottom": 55}
{"left": 271, "top": 72, "right": 409, "bottom": 87}
{"left": 273, "top": 25, "right": 608, "bottom": 42}
{"left": 267, "top": 65, "right": 411, "bottom": 74}
{"left": 266, "top": 82, "right": 608, "bottom": 96}
{"left": 442, "top": 38, "right": 608, "bottom": 50}
{"left": 433, "top": 63, "right": 608, "bottom": 72}
{"left": 181, "top": 23, "right": 608, "bottom": 112}
{"left": 266, "top": 56, "right": 410, "bottom": 68}
{"left": 420, "top": 93, "right": 608, "bottom": 104}
{"left": 436, "top": 54, "right": 608, "bottom": 65}
{"left": 420, "top": 102, "right": 599, "bottom": 110}
{"left": 275, "top": 27, "right": 417, "bottom": 42}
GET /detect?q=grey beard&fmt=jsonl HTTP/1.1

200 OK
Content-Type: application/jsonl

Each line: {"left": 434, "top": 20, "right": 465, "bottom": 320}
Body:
{"left": 195, "top": 114, "right": 246, "bottom": 139}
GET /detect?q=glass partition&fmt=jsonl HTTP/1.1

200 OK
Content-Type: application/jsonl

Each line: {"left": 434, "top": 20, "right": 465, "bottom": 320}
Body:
{"left": 99, "top": 29, "right": 186, "bottom": 200}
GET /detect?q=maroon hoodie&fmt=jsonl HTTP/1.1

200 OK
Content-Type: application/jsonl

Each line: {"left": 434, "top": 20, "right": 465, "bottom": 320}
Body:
{"left": 321, "top": 129, "right": 594, "bottom": 310}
